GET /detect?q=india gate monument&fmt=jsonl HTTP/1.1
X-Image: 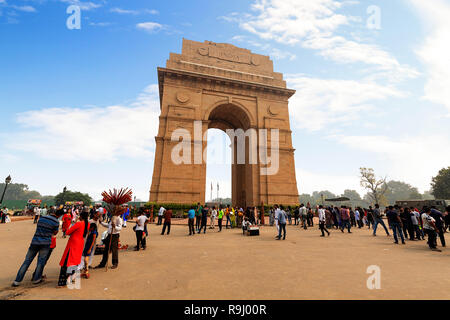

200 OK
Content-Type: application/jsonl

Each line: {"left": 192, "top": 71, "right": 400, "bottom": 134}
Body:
{"left": 150, "top": 39, "right": 299, "bottom": 207}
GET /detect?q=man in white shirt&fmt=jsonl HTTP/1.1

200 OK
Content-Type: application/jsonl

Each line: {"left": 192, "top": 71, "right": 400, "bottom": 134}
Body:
{"left": 33, "top": 207, "right": 41, "bottom": 224}
{"left": 134, "top": 209, "right": 149, "bottom": 251}
{"left": 157, "top": 206, "right": 166, "bottom": 225}
{"left": 274, "top": 205, "right": 280, "bottom": 233}
{"left": 421, "top": 207, "right": 440, "bottom": 252}
{"left": 210, "top": 206, "right": 217, "bottom": 229}
{"left": 95, "top": 209, "right": 124, "bottom": 269}
{"left": 299, "top": 204, "right": 308, "bottom": 230}
{"left": 318, "top": 205, "right": 330, "bottom": 237}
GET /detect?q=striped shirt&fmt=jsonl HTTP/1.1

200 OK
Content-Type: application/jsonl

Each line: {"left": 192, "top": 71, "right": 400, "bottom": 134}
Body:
{"left": 31, "top": 215, "right": 60, "bottom": 246}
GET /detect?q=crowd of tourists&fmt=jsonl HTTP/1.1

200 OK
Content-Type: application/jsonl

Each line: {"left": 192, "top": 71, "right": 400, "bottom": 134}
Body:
{"left": 266, "top": 203, "right": 450, "bottom": 251}
{"left": 8, "top": 199, "right": 450, "bottom": 288}
{"left": 11, "top": 203, "right": 147, "bottom": 288}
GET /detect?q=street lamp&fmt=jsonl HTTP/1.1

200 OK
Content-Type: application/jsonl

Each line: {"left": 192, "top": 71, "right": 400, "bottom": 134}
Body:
{"left": 62, "top": 186, "right": 67, "bottom": 206}
{"left": 0, "top": 175, "right": 12, "bottom": 205}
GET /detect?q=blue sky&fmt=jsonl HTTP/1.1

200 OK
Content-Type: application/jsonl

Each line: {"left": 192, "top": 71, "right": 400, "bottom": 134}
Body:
{"left": 1, "top": 0, "right": 449, "bottom": 201}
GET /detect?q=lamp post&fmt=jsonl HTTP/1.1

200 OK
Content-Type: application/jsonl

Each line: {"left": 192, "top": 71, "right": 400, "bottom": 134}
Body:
{"left": 62, "top": 186, "right": 67, "bottom": 206}
{"left": 0, "top": 175, "right": 12, "bottom": 206}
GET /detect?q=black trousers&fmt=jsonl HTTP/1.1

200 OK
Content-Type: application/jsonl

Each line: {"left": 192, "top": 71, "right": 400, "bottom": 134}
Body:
{"left": 218, "top": 218, "right": 223, "bottom": 231}
{"left": 157, "top": 215, "right": 163, "bottom": 225}
{"left": 33, "top": 215, "right": 39, "bottom": 223}
{"left": 161, "top": 221, "right": 171, "bottom": 235}
{"left": 188, "top": 218, "right": 195, "bottom": 235}
{"left": 437, "top": 226, "right": 446, "bottom": 247}
{"left": 407, "top": 223, "right": 415, "bottom": 240}
{"left": 319, "top": 221, "right": 329, "bottom": 236}
{"left": 58, "top": 249, "right": 70, "bottom": 287}
{"left": 402, "top": 222, "right": 409, "bottom": 239}
{"left": 98, "top": 234, "right": 119, "bottom": 266}
{"left": 136, "top": 230, "right": 146, "bottom": 249}
{"left": 199, "top": 222, "right": 207, "bottom": 233}
{"left": 424, "top": 229, "right": 437, "bottom": 249}
{"left": 195, "top": 215, "right": 201, "bottom": 230}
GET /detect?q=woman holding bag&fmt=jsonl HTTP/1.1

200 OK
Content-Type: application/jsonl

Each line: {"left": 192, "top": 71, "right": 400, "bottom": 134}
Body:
{"left": 57, "top": 210, "right": 89, "bottom": 287}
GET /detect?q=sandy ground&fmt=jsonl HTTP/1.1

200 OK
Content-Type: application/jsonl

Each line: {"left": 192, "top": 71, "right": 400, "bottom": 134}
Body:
{"left": 1, "top": 218, "right": 449, "bottom": 300}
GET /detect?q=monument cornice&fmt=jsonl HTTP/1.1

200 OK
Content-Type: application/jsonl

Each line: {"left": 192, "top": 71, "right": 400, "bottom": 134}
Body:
{"left": 157, "top": 67, "right": 296, "bottom": 108}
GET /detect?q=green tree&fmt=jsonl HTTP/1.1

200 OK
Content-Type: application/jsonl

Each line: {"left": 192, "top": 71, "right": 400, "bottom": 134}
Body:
{"left": 384, "top": 180, "right": 422, "bottom": 205}
{"left": 431, "top": 167, "right": 450, "bottom": 199}
{"left": 422, "top": 190, "right": 435, "bottom": 200}
{"left": 359, "top": 167, "right": 388, "bottom": 205}
{"left": 299, "top": 193, "right": 315, "bottom": 206}
{"left": 0, "top": 183, "right": 42, "bottom": 201}
{"left": 341, "top": 189, "right": 369, "bottom": 208}
{"left": 54, "top": 190, "right": 93, "bottom": 206}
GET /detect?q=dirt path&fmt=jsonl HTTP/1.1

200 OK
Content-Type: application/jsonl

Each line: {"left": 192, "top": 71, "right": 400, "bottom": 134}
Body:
{"left": 1, "top": 220, "right": 449, "bottom": 300}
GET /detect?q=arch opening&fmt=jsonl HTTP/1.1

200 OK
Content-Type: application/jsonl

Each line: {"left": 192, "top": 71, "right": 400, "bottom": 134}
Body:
{"left": 205, "top": 103, "right": 255, "bottom": 208}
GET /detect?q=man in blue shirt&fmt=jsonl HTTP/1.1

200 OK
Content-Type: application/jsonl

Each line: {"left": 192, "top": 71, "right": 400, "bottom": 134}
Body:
{"left": 276, "top": 205, "right": 287, "bottom": 240}
{"left": 386, "top": 206, "right": 405, "bottom": 244}
{"left": 12, "top": 210, "right": 63, "bottom": 286}
{"left": 188, "top": 207, "right": 196, "bottom": 235}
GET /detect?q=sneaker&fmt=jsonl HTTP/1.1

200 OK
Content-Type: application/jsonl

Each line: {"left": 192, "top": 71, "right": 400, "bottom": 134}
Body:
{"left": 431, "top": 248, "right": 442, "bottom": 252}
{"left": 11, "top": 281, "right": 20, "bottom": 287}
{"left": 32, "top": 279, "right": 44, "bottom": 285}
{"left": 394, "top": 241, "right": 398, "bottom": 244}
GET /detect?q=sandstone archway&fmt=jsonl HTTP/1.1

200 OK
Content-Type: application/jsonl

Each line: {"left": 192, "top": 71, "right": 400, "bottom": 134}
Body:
{"left": 149, "top": 39, "right": 299, "bottom": 207}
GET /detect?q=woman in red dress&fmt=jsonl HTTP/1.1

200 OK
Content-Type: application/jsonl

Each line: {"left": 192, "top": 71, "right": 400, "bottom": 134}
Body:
{"left": 57, "top": 210, "right": 88, "bottom": 287}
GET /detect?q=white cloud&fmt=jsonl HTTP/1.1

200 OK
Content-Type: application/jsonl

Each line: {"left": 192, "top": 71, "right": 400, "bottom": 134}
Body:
{"left": 286, "top": 75, "right": 405, "bottom": 131}
{"left": 10, "top": 5, "right": 36, "bottom": 12}
{"left": 8, "top": 84, "right": 160, "bottom": 162}
{"left": 269, "top": 48, "right": 296, "bottom": 61}
{"left": 296, "top": 168, "right": 364, "bottom": 195}
{"left": 110, "top": 7, "right": 158, "bottom": 15}
{"left": 89, "top": 22, "right": 112, "bottom": 27}
{"left": 231, "top": 0, "right": 418, "bottom": 81}
{"left": 59, "top": 0, "right": 102, "bottom": 11}
{"left": 410, "top": 0, "right": 450, "bottom": 115}
{"left": 329, "top": 134, "right": 450, "bottom": 192}
{"left": 136, "top": 21, "right": 164, "bottom": 33}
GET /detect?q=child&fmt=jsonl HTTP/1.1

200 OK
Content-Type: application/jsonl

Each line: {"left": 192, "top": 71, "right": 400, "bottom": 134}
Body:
{"left": 62, "top": 210, "right": 72, "bottom": 238}
{"left": 242, "top": 217, "right": 251, "bottom": 235}
{"left": 81, "top": 223, "right": 98, "bottom": 279}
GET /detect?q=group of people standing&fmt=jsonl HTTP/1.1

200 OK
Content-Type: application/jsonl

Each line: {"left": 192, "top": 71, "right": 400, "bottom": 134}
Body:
{"left": 12, "top": 204, "right": 128, "bottom": 288}
{"left": 0, "top": 206, "right": 10, "bottom": 223}
{"left": 269, "top": 203, "right": 450, "bottom": 252}
{"left": 184, "top": 203, "right": 263, "bottom": 235}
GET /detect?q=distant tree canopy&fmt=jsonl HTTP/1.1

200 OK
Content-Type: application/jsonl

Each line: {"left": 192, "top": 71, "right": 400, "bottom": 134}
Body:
{"left": 0, "top": 183, "right": 43, "bottom": 201}
{"left": 384, "top": 180, "right": 422, "bottom": 204}
{"left": 431, "top": 167, "right": 450, "bottom": 199}
{"left": 54, "top": 190, "right": 93, "bottom": 206}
